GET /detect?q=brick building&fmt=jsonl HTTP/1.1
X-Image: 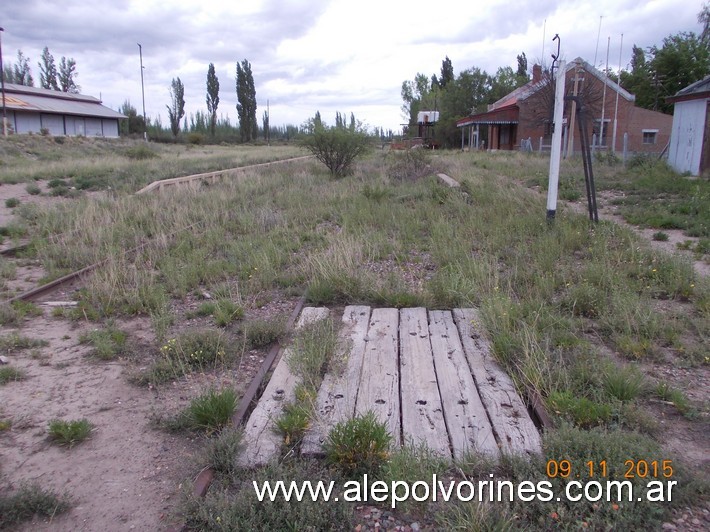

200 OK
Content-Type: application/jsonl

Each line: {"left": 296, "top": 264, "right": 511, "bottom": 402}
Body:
{"left": 457, "top": 58, "right": 673, "bottom": 155}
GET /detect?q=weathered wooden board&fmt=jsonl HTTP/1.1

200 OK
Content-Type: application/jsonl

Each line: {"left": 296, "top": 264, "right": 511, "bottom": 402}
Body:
{"left": 237, "top": 307, "right": 329, "bottom": 468}
{"left": 301, "top": 305, "right": 371, "bottom": 457}
{"left": 355, "top": 308, "right": 401, "bottom": 446}
{"left": 453, "top": 308, "right": 542, "bottom": 456}
{"left": 399, "top": 308, "right": 451, "bottom": 457}
{"left": 428, "top": 310, "right": 500, "bottom": 459}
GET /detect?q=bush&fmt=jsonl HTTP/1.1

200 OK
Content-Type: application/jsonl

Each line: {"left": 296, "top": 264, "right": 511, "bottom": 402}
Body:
{"left": 300, "top": 125, "right": 371, "bottom": 177}
{"left": 0, "top": 483, "right": 70, "bottom": 529}
{"left": 25, "top": 184, "right": 41, "bottom": 195}
{"left": 5, "top": 197, "right": 20, "bottom": 208}
{"left": 124, "top": 144, "right": 158, "bottom": 160}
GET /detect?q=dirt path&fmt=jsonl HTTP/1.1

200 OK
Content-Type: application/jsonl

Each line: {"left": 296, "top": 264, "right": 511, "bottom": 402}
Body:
{"left": 567, "top": 190, "right": 709, "bottom": 277}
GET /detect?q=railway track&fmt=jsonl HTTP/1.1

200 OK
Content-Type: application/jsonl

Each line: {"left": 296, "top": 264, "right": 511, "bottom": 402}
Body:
{"left": 0, "top": 155, "right": 313, "bottom": 305}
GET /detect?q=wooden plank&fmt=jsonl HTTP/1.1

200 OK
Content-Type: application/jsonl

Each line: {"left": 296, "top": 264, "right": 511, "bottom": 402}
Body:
{"left": 355, "top": 308, "right": 401, "bottom": 447}
{"left": 453, "top": 309, "right": 542, "bottom": 456}
{"left": 399, "top": 308, "right": 451, "bottom": 457}
{"left": 237, "top": 307, "right": 329, "bottom": 468}
{"left": 428, "top": 310, "right": 499, "bottom": 459}
{"left": 301, "top": 305, "right": 371, "bottom": 457}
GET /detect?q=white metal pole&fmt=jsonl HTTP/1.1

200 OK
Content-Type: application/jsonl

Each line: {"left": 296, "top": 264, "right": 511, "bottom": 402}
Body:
{"left": 611, "top": 34, "right": 623, "bottom": 154}
{"left": 547, "top": 60, "right": 566, "bottom": 221}
{"left": 599, "top": 37, "right": 610, "bottom": 148}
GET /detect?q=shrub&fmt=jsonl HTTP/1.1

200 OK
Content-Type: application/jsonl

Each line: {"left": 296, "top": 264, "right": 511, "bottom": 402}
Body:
{"left": 204, "top": 426, "right": 242, "bottom": 475}
{"left": 25, "top": 183, "right": 41, "bottom": 195}
{"left": 243, "top": 318, "right": 286, "bottom": 348}
{"left": 47, "top": 418, "right": 93, "bottom": 447}
{"left": 0, "top": 366, "right": 26, "bottom": 384}
{"left": 0, "top": 483, "right": 70, "bottom": 529}
{"left": 124, "top": 144, "right": 158, "bottom": 160}
{"left": 652, "top": 231, "right": 669, "bottom": 241}
{"left": 300, "top": 125, "right": 371, "bottom": 177}
{"left": 5, "top": 197, "right": 20, "bottom": 208}
{"left": 187, "top": 132, "right": 205, "bottom": 145}
{"left": 324, "top": 411, "right": 392, "bottom": 477}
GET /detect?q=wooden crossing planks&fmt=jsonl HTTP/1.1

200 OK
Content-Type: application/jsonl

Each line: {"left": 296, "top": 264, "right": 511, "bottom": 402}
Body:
{"left": 399, "top": 308, "right": 450, "bottom": 456}
{"left": 238, "top": 307, "right": 329, "bottom": 468}
{"left": 453, "top": 308, "right": 542, "bottom": 456}
{"left": 355, "top": 308, "right": 401, "bottom": 447}
{"left": 428, "top": 310, "right": 500, "bottom": 459}
{"left": 239, "top": 306, "right": 541, "bottom": 467}
{"left": 301, "top": 305, "right": 371, "bottom": 457}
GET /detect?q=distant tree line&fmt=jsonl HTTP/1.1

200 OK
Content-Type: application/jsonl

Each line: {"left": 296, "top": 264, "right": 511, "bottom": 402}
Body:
{"left": 3, "top": 47, "right": 79, "bottom": 93}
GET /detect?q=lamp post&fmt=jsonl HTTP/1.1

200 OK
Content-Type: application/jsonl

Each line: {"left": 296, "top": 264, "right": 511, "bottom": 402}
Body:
{"left": 138, "top": 43, "right": 146, "bottom": 140}
{"left": 0, "top": 27, "right": 7, "bottom": 137}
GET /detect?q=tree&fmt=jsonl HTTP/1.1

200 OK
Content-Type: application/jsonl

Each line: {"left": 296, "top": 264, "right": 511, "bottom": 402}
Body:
{"left": 489, "top": 66, "right": 520, "bottom": 103}
{"left": 700, "top": 2, "right": 710, "bottom": 47}
{"left": 58, "top": 56, "right": 79, "bottom": 93}
{"left": 516, "top": 52, "right": 529, "bottom": 84}
{"left": 440, "top": 56, "right": 454, "bottom": 88}
{"left": 206, "top": 63, "right": 220, "bottom": 138}
{"left": 12, "top": 50, "right": 34, "bottom": 86}
{"left": 166, "top": 77, "right": 185, "bottom": 138}
{"left": 262, "top": 109, "right": 269, "bottom": 141}
{"left": 38, "top": 47, "right": 59, "bottom": 90}
{"left": 649, "top": 32, "right": 710, "bottom": 113}
{"left": 236, "top": 59, "right": 257, "bottom": 142}
{"left": 300, "top": 115, "right": 371, "bottom": 177}
{"left": 119, "top": 100, "right": 146, "bottom": 136}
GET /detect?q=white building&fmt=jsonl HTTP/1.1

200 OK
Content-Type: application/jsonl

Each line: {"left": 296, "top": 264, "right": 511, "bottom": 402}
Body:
{"left": 1, "top": 83, "right": 125, "bottom": 137}
{"left": 667, "top": 76, "right": 710, "bottom": 177}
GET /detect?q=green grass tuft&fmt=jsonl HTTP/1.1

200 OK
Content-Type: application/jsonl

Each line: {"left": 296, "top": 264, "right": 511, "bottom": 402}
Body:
{"left": 47, "top": 418, "right": 94, "bottom": 447}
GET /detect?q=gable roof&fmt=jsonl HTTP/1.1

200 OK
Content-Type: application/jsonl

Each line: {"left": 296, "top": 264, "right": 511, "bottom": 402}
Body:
{"left": 1, "top": 83, "right": 125, "bottom": 119}
{"left": 667, "top": 75, "right": 710, "bottom": 103}
{"left": 457, "top": 58, "right": 635, "bottom": 128}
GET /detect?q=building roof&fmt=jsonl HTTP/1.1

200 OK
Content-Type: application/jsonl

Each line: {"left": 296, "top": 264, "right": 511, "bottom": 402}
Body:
{"left": 457, "top": 104, "right": 518, "bottom": 127}
{"left": 667, "top": 75, "right": 710, "bottom": 103}
{"left": 457, "top": 57, "right": 635, "bottom": 128}
{"left": 1, "top": 83, "right": 125, "bottom": 119}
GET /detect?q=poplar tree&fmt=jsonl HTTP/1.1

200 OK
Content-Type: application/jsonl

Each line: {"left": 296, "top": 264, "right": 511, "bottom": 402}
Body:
{"left": 236, "top": 59, "right": 257, "bottom": 142}
{"left": 58, "top": 56, "right": 79, "bottom": 93}
{"left": 38, "top": 47, "right": 59, "bottom": 90}
{"left": 166, "top": 77, "right": 185, "bottom": 138}
{"left": 206, "top": 63, "right": 220, "bottom": 138}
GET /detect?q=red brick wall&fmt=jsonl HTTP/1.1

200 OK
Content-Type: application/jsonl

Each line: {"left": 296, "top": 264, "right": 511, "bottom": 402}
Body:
{"left": 516, "top": 67, "right": 672, "bottom": 154}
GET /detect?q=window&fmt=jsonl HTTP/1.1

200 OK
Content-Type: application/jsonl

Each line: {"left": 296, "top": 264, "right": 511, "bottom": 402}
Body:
{"left": 642, "top": 129, "right": 658, "bottom": 145}
{"left": 593, "top": 119, "right": 610, "bottom": 146}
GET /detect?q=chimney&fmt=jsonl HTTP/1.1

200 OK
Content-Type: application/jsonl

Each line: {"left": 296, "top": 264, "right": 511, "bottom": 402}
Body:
{"left": 532, "top": 64, "right": 542, "bottom": 83}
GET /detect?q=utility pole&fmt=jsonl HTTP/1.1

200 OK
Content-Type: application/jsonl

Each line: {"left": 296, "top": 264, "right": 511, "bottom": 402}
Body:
{"left": 0, "top": 27, "right": 7, "bottom": 137}
{"left": 138, "top": 43, "right": 147, "bottom": 141}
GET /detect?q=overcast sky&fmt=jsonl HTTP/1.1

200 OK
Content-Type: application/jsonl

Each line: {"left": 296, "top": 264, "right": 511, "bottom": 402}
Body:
{"left": 1, "top": 0, "right": 703, "bottom": 133}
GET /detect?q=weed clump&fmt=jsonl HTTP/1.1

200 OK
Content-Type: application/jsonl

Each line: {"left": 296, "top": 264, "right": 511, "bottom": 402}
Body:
{"left": 324, "top": 411, "right": 392, "bottom": 477}
{"left": 47, "top": 418, "right": 94, "bottom": 447}
{"left": 0, "top": 483, "right": 70, "bottom": 529}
